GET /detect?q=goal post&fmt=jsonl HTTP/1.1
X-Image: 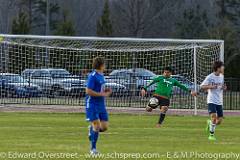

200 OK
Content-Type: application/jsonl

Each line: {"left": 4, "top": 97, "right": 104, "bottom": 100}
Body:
{"left": 0, "top": 34, "right": 224, "bottom": 114}
{"left": 193, "top": 46, "right": 198, "bottom": 116}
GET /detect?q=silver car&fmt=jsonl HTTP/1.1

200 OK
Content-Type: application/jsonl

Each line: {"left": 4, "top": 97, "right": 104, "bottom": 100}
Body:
{"left": 22, "top": 69, "right": 85, "bottom": 97}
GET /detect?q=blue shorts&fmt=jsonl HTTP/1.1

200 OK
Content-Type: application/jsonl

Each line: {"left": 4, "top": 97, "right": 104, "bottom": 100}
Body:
{"left": 208, "top": 103, "right": 223, "bottom": 117}
{"left": 86, "top": 104, "right": 108, "bottom": 122}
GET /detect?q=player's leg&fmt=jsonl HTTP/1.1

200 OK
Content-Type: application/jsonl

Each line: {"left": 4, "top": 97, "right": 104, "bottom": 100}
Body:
{"left": 86, "top": 108, "right": 101, "bottom": 153}
{"left": 156, "top": 105, "right": 168, "bottom": 127}
{"left": 210, "top": 113, "right": 217, "bottom": 134}
{"left": 156, "top": 97, "right": 170, "bottom": 127}
{"left": 88, "top": 109, "right": 108, "bottom": 154}
{"left": 100, "top": 121, "right": 108, "bottom": 132}
{"left": 216, "top": 117, "right": 223, "bottom": 125}
{"left": 99, "top": 111, "right": 109, "bottom": 132}
{"left": 89, "top": 119, "right": 101, "bottom": 153}
{"left": 146, "top": 106, "right": 153, "bottom": 112}
{"left": 216, "top": 105, "right": 224, "bottom": 125}
{"left": 207, "top": 103, "right": 217, "bottom": 141}
{"left": 146, "top": 97, "right": 156, "bottom": 112}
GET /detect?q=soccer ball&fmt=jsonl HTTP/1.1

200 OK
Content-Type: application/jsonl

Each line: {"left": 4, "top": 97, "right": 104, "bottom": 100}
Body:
{"left": 148, "top": 97, "right": 159, "bottom": 109}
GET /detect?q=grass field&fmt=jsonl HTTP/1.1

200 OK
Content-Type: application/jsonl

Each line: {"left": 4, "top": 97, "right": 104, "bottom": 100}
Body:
{"left": 0, "top": 112, "right": 240, "bottom": 160}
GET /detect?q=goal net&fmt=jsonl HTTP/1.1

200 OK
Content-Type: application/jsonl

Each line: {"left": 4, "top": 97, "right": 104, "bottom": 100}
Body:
{"left": 0, "top": 35, "right": 224, "bottom": 114}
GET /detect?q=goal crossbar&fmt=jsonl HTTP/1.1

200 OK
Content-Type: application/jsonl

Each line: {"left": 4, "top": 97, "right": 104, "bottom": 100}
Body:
{"left": 0, "top": 34, "right": 224, "bottom": 43}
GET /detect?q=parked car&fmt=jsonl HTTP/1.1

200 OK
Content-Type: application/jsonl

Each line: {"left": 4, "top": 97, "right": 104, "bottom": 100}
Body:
{"left": 107, "top": 68, "right": 157, "bottom": 93}
{"left": 21, "top": 68, "right": 85, "bottom": 97}
{"left": 0, "top": 73, "right": 41, "bottom": 97}
{"left": 104, "top": 82, "right": 129, "bottom": 97}
{"left": 79, "top": 74, "right": 129, "bottom": 97}
{"left": 107, "top": 68, "right": 199, "bottom": 96}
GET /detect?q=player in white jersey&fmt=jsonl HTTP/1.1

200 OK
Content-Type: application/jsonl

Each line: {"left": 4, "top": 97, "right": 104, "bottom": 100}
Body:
{"left": 200, "top": 61, "right": 226, "bottom": 141}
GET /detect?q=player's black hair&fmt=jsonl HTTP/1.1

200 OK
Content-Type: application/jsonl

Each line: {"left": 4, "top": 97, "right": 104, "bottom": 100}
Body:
{"left": 213, "top": 61, "right": 224, "bottom": 72}
{"left": 163, "top": 66, "right": 173, "bottom": 73}
{"left": 93, "top": 56, "right": 105, "bottom": 69}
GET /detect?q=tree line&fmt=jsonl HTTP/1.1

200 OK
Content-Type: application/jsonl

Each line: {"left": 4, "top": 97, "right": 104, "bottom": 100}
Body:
{"left": 4, "top": 0, "right": 240, "bottom": 78}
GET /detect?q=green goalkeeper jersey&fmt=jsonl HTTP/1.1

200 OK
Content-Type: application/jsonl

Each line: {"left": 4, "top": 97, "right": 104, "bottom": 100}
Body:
{"left": 144, "top": 75, "right": 190, "bottom": 99}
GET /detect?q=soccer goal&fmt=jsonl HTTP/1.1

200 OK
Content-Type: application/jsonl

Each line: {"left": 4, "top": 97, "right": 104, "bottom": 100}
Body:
{"left": 0, "top": 34, "right": 224, "bottom": 115}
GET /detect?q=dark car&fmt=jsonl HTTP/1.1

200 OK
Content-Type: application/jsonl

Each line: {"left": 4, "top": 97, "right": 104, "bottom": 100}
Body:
{"left": 0, "top": 73, "right": 42, "bottom": 97}
{"left": 22, "top": 68, "right": 86, "bottom": 97}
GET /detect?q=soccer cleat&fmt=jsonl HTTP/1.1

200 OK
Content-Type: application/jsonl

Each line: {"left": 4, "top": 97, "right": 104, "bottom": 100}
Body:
{"left": 156, "top": 123, "right": 161, "bottom": 128}
{"left": 146, "top": 106, "right": 153, "bottom": 112}
{"left": 90, "top": 149, "right": 99, "bottom": 155}
{"left": 206, "top": 119, "right": 211, "bottom": 134}
{"left": 208, "top": 134, "right": 216, "bottom": 141}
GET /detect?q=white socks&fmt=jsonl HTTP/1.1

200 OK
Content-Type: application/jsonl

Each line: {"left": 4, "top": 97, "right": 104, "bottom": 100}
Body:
{"left": 209, "top": 121, "right": 216, "bottom": 135}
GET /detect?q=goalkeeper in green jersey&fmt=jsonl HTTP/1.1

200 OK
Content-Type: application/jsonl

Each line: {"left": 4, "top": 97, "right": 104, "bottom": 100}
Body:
{"left": 141, "top": 67, "right": 197, "bottom": 128}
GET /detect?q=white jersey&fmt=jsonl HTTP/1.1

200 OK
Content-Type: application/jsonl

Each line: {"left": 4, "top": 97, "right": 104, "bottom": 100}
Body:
{"left": 200, "top": 73, "right": 224, "bottom": 105}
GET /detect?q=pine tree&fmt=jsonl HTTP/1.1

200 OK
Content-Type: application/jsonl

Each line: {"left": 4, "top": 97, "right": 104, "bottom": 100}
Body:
{"left": 55, "top": 10, "right": 75, "bottom": 36}
{"left": 12, "top": 11, "right": 30, "bottom": 34}
{"left": 34, "top": 0, "right": 60, "bottom": 31}
{"left": 96, "top": 0, "right": 113, "bottom": 36}
{"left": 19, "top": 0, "right": 60, "bottom": 33}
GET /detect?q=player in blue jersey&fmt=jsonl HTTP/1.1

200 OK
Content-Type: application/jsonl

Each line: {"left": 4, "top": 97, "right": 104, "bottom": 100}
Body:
{"left": 85, "top": 57, "right": 112, "bottom": 154}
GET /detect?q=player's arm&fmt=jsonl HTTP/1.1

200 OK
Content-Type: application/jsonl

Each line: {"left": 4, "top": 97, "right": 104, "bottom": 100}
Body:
{"left": 86, "top": 88, "right": 110, "bottom": 97}
{"left": 200, "top": 76, "right": 217, "bottom": 90}
{"left": 86, "top": 75, "right": 111, "bottom": 97}
{"left": 141, "top": 77, "right": 159, "bottom": 97}
{"left": 142, "top": 77, "right": 159, "bottom": 91}
{"left": 200, "top": 85, "right": 217, "bottom": 90}
{"left": 174, "top": 80, "right": 190, "bottom": 92}
{"left": 174, "top": 80, "right": 197, "bottom": 96}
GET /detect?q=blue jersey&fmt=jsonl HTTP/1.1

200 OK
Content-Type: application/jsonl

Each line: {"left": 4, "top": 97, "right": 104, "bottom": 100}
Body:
{"left": 86, "top": 71, "right": 106, "bottom": 112}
